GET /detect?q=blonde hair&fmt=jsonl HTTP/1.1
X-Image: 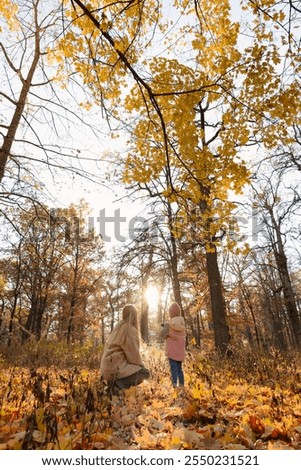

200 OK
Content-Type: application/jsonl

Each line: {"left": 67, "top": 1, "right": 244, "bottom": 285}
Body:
{"left": 122, "top": 304, "right": 139, "bottom": 330}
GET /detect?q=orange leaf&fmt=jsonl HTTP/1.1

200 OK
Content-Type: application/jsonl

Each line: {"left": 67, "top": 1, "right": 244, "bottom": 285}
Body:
{"left": 249, "top": 415, "right": 265, "bottom": 436}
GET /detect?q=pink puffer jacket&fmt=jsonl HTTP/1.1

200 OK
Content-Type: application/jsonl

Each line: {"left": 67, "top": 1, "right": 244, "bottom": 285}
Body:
{"left": 166, "top": 316, "right": 186, "bottom": 361}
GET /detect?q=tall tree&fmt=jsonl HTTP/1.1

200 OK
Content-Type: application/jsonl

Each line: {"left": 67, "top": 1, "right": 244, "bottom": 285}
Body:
{"left": 0, "top": 202, "right": 67, "bottom": 342}
{"left": 0, "top": 0, "right": 103, "bottom": 196}
{"left": 252, "top": 173, "right": 301, "bottom": 348}
{"left": 55, "top": 0, "right": 300, "bottom": 353}
{"left": 48, "top": 201, "right": 105, "bottom": 344}
{"left": 0, "top": 199, "right": 105, "bottom": 344}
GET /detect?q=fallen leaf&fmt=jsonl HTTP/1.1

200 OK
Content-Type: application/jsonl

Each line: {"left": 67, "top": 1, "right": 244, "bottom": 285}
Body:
{"left": 249, "top": 415, "right": 265, "bottom": 436}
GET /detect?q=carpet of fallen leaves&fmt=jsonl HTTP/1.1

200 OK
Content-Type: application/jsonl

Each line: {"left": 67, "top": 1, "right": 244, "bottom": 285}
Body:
{"left": 1, "top": 345, "right": 301, "bottom": 450}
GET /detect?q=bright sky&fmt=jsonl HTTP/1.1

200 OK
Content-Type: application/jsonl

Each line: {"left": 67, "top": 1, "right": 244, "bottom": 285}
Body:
{"left": 41, "top": 113, "right": 148, "bottom": 247}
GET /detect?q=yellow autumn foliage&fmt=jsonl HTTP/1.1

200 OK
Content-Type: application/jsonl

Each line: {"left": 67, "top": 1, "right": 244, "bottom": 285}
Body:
{"left": 0, "top": 0, "right": 18, "bottom": 31}
{"left": 41, "top": 0, "right": 300, "bottom": 249}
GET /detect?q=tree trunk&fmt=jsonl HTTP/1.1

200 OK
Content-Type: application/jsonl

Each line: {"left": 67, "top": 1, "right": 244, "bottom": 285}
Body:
{"left": 140, "top": 251, "right": 153, "bottom": 343}
{"left": 0, "top": 6, "right": 41, "bottom": 182}
{"left": 274, "top": 233, "right": 301, "bottom": 348}
{"left": 23, "top": 291, "right": 47, "bottom": 341}
{"left": 205, "top": 245, "right": 231, "bottom": 354}
{"left": 166, "top": 201, "right": 184, "bottom": 314}
{"left": 67, "top": 237, "right": 80, "bottom": 345}
{"left": 140, "top": 282, "right": 149, "bottom": 343}
{"left": 8, "top": 246, "right": 23, "bottom": 346}
{"left": 239, "top": 281, "right": 261, "bottom": 348}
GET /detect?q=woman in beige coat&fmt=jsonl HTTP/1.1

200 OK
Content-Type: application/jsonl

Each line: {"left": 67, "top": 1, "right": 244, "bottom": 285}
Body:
{"left": 100, "top": 304, "right": 150, "bottom": 390}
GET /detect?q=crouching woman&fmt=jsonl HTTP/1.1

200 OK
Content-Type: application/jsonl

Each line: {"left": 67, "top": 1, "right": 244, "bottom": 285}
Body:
{"left": 100, "top": 304, "right": 150, "bottom": 390}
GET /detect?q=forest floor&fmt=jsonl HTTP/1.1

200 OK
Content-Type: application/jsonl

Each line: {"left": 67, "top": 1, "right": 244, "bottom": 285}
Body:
{"left": 1, "top": 345, "right": 301, "bottom": 450}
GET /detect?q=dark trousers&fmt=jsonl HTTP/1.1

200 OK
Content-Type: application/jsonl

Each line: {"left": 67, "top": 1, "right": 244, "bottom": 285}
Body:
{"left": 169, "top": 358, "right": 184, "bottom": 387}
{"left": 114, "top": 367, "right": 150, "bottom": 390}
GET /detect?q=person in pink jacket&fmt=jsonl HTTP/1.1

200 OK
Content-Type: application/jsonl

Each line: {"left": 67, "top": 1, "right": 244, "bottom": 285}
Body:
{"left": 160, "top": 302, "right": 186, "bottom": 387}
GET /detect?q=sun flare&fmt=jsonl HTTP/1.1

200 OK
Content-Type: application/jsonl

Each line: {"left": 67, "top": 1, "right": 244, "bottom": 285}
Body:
{"left": 145, "top": 285, "right": 159, "bottom": 310}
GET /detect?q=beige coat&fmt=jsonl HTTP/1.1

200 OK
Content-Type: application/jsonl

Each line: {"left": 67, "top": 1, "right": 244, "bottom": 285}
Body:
{"left": 100, "top": 321, "right": 144, "bottom": 380}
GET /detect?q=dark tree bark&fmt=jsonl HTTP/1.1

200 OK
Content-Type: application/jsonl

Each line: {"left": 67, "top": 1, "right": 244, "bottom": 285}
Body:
{"left": 273, "top": 225, "right": 301, "bottom": 348}
{"left": 206, "top": 245, "right": 231, "bottom": 354}
{"left": 0, "top": 3, "right": 41, "bottom": 182}
{"left": 140, "top": 250, "right": 153, "bottom": 343}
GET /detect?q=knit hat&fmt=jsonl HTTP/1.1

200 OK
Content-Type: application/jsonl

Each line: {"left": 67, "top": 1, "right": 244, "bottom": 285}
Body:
{"left": 169, "top": 302, "right": 181, "bottom": 318}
